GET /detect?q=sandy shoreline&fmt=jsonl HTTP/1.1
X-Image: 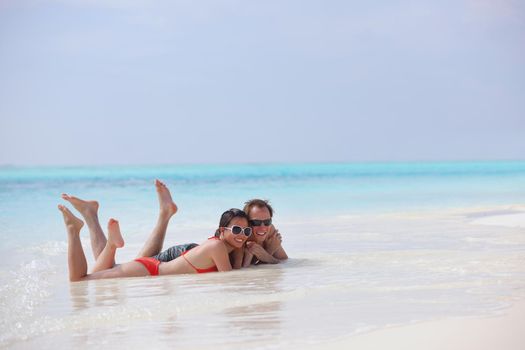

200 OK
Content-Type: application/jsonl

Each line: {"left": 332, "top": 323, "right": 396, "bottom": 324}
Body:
{"left": 298, "top": 208, "right": 525, "bottom": 350}
{"left": 302, "top": 300, "right": 525, "bottom": 350}
{"left": 469, "top": 212, "right": 525, "bottom": 228}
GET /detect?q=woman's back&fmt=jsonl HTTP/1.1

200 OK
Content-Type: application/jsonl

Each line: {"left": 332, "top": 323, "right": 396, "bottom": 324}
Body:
{"left": 159, "top": 237, "right": 223, "bottom": 275}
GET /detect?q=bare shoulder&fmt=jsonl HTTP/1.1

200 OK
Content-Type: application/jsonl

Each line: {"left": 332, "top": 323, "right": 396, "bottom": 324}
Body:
{"left": 201, "top": 238, "right": 227, "bottom": 252}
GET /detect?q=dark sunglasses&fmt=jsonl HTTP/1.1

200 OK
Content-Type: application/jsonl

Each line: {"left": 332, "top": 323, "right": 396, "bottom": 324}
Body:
{"left": 224, "top": 225, "right": 252, "bottom": 237}
{"left": 249, "top": 218, "right": 272, "bottom": 227}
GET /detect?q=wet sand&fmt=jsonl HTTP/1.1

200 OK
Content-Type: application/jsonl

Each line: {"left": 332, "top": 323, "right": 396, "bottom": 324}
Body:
{"left": 305, "top": 301, "right": 525, "bottom": 350}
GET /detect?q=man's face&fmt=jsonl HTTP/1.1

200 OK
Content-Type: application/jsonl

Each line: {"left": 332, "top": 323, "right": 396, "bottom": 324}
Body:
{"left": 248, "top": 206, "right": 272, "bottom": 244}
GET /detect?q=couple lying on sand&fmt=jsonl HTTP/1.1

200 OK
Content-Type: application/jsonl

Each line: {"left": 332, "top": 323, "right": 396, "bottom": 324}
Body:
{"left": 58, "top": 180, "right": 288, "bottom": 282}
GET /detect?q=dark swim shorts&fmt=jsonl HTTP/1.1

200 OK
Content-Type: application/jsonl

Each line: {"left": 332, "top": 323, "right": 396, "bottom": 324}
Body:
{"left": 152, "top": 243, "right": 199, "bottom": 262}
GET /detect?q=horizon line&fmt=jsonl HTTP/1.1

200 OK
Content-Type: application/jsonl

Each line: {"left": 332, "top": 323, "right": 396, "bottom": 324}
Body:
{"left": 1, "top": 158, "right": 525, "bottom": 169}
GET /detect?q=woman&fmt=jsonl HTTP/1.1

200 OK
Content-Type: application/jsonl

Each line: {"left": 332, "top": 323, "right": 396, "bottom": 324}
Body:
{"left": 59, "top": 204, "right": 252, "bottom": 282}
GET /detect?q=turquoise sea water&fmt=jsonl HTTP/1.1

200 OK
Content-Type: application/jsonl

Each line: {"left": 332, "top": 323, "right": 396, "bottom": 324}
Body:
{"left": 1, "top": 161, "right": 524, "bottom": 248}
{"left": 1, "top": 161, "right": 525, "bottom": 348}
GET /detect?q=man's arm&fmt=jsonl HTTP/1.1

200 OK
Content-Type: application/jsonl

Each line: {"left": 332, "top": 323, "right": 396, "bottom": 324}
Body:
{"left": 272, "top": 246, "right": 288, "bottom": 260}
{"left": 265, "top": 227, "right": 288, "bottom": 260}
{"left": 246, "top": 242, "right": 280, "bottom": 264}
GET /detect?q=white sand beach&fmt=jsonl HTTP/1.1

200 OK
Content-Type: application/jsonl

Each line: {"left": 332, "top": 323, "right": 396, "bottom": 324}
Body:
{"left": 304, "top": 301, "right": 525, "bottom": 350}
{"left": 300, "top": 208, "right": 525, "bottom": 350}
{"left": 470, "top": 212, "right": 525, "bottom": 229}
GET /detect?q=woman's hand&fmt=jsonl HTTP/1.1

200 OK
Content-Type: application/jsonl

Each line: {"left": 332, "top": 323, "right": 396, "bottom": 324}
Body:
{"left": 246, "top": 241, "right": 266, "bottom": 258}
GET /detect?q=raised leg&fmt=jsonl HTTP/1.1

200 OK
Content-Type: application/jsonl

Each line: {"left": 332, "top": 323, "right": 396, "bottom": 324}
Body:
{"left": 136, "top": 179, "right": 178, "bottom": 258}
{"left": 91, "top": 218, "right": 125, "bottom": 273}
{"left": 61, "top": 193, "right": 106, "bottom": 259}
{"left": 58, "top": 205, "right": 88, "bottom": 282}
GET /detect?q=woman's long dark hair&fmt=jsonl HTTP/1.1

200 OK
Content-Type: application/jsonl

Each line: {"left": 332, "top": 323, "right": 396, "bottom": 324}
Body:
{"left": 215, "top": 208, "right": 249, "bottom": 237}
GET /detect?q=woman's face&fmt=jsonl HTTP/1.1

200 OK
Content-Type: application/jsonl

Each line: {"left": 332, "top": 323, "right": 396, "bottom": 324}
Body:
{"left": 222, "top": 217, "right": 250, "bottom": 249}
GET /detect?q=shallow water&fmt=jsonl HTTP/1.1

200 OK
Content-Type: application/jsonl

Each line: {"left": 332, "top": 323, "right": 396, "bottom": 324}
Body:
{"left": 1, "top": 162, "right": 525, "bottom": 348}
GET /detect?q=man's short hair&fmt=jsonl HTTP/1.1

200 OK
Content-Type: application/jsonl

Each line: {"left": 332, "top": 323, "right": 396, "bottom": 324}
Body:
{"left": 243, "top": 199, "right": 274, "bottom": 217}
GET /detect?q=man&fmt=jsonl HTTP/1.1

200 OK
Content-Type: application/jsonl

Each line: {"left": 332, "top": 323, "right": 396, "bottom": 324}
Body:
{"left": 236, "top": 199, "right": 288, "bottom": 267}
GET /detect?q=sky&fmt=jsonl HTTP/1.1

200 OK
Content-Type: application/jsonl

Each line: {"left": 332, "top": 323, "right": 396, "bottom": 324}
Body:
{"left": 0, "top": 0, "right": 524, "bottom": 166}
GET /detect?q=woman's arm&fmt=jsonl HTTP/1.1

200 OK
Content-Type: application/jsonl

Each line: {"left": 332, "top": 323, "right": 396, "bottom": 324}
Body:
{"left": 231, "top": 248, "right": 244, "bottom": 269}
{"left": 242, "top": 249, "right": 255, "bottom": 268}
{"left": 210, "top": 241, "right": 233, "bottom": 272}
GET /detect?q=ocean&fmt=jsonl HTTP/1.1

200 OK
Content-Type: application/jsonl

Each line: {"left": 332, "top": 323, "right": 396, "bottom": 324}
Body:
{"left": 1, "top": 161, "right": 524, "bottom": 348}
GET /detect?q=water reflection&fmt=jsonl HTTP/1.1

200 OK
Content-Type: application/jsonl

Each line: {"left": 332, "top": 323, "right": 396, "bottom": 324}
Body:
{"left": 213, "top": 267, "right": 285, "bottom": 345}
{"left": 66, "top": 267, "right": 286, "bottom": 347}
{"left": 224, "top": 301, "right": 282, "bottom": 340}
{"left": 69, "top": 279, "right": 126, "bottom": 311}
{"left": 69, "top": 281, "right": 89, "bottom": 312}
{"left": 68, "top": 275, "right": 183, "bottom": 311}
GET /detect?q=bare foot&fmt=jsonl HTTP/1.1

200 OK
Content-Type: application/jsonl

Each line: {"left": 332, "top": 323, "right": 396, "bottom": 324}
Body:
{"left": 61, "top": 193, "right": 99, "bottom": 219}
{"left": 107, "top": 218, "right": 125, "bottom": 248}
{"left": 58, "top": 205, "right": 84, "bottom": 233}
{"left": 155, "top": 179, "right": 178, "bottom": 217}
